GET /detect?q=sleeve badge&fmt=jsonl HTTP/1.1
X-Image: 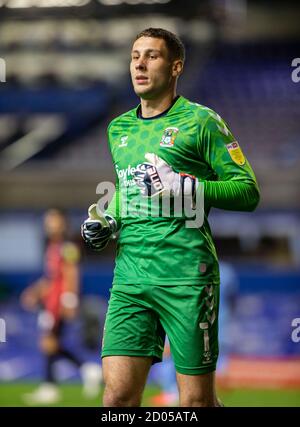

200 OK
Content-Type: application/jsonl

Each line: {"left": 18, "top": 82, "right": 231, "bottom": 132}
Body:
{"left": 226, "top": 141, "right": 246, "bottom": 166}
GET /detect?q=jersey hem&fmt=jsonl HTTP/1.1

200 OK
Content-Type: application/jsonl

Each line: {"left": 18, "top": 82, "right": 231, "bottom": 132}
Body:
{"left": 112, "top": 277, "right": 220, "bottom": 286}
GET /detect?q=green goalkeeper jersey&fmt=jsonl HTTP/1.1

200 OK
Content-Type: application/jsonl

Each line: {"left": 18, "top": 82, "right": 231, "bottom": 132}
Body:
{"left": 105, "top": 95, "right": 259, "bottom": 286}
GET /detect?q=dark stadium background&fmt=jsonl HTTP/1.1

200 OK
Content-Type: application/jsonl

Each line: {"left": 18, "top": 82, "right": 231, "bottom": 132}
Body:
{"left": 0, "top": 0, "right": 299, "bottom": 407}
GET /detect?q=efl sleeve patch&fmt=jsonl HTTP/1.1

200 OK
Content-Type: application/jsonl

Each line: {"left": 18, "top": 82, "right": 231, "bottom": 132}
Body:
{"left": 226, "top": 141, "right": 246, "bottom": 166}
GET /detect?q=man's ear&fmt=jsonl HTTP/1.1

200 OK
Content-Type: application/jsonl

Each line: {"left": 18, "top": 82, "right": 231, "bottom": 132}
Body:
{"left": 172, "top": 60, "right": 184, "bottom": 77}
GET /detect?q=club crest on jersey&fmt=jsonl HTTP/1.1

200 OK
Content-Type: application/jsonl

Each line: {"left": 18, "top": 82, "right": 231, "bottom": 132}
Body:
{"left": 226, "top": 141, "right": 246, "bottom": 166}
{"left": 160, "top": 127, "right": 179, "bottom": 147}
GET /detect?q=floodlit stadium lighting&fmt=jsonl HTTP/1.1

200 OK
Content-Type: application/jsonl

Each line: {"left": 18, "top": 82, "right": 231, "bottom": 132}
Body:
{"left": 3, "top": 0, "right": 90, "bottom": 7}
{"left": 99, "top": 0, "right": 171, "bottom": 5}
{"left": 0, "top": 0, "right": 171, "bottom": 5}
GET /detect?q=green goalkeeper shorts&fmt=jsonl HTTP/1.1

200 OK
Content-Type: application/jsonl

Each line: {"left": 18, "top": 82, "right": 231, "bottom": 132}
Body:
{"left": 101, "top": 283, "right": 220, "bottom": 375}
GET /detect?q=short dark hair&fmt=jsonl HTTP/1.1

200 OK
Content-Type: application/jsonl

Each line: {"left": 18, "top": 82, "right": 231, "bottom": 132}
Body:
{"left": 135, "top": 27, "right": 185, "bottom": 62}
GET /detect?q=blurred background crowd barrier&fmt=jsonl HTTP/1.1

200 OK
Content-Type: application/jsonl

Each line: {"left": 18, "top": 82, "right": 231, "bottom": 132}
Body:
{"left": 0, "top": 0, "right": 299, "bottom": 406}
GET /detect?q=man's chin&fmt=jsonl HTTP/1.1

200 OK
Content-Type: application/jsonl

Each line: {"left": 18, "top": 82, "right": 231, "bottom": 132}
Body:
{"left": 134, "top": 88, "right": 156, "bottom": 100}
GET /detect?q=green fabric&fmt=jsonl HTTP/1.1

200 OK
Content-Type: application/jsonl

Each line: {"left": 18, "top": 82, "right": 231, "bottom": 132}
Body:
{"left": 105, "top": 96, "right": 259, "bottom": 286}
{"left": 101, "top": 282, "right": 219, "bottom": 374}
{"left": 204, "top": 180, "right": 260, "bottom": 211}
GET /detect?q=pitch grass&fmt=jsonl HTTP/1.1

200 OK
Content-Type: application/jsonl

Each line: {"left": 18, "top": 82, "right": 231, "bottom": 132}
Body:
{"left": 0, "top": 383, "right": 299, "bottom": 407}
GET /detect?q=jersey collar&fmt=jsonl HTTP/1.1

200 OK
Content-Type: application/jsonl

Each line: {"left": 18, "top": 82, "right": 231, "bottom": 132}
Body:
{"left": 136, "top": 95, "right": 183, "bottom": 120}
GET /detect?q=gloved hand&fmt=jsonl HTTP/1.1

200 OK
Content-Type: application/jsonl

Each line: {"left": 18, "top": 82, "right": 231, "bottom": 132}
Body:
{"left": 81, "top": 204, "right": 117, "bottom": 251}
{"left": 133, "top": 153, "right": 198, "bottom": 201}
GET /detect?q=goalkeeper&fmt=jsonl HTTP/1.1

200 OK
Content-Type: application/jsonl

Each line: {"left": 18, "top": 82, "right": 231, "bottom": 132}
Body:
{"left": 81, "top": 28, "right": 260, "bottom": 407}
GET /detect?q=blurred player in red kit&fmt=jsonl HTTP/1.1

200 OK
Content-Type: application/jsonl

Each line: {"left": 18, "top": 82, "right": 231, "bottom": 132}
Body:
{"left": 21, "top": 209, "right": 101, "bottom": 405}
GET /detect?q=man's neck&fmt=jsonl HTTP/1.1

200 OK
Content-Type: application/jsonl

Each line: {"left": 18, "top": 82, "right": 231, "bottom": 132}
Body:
{"left": 140, "top": 90, "right": 177, "bottom": 118}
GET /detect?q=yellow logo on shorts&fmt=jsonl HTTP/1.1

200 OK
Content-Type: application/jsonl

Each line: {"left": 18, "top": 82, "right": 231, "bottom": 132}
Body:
{"left": 226, "top": 141, "right": 245, "bottom": 166}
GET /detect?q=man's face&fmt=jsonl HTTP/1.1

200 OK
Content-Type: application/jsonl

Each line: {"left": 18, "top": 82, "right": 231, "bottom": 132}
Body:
{"left": 44, "top": 210, "right": 66, "bottom": 240}
{"left": 130, "top": 37, "right": 175, "bottom": 100}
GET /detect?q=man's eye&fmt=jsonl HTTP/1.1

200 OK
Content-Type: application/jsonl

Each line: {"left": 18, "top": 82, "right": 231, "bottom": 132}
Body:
{"left": 150, "top": 56, "right": 157, "bottom": 59}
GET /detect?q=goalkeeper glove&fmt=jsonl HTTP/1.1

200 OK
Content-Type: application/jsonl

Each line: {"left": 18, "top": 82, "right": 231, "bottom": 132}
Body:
{"left": 81, "top": 204, "right": 117, "bottom": 251}
{"left": 133, "top": 153, "right": 198, "bottom": 204}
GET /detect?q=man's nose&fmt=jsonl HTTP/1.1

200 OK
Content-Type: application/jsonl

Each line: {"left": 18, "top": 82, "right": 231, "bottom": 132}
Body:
{"left": 135, "top": 59, "right": 146, "bottom": 70}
